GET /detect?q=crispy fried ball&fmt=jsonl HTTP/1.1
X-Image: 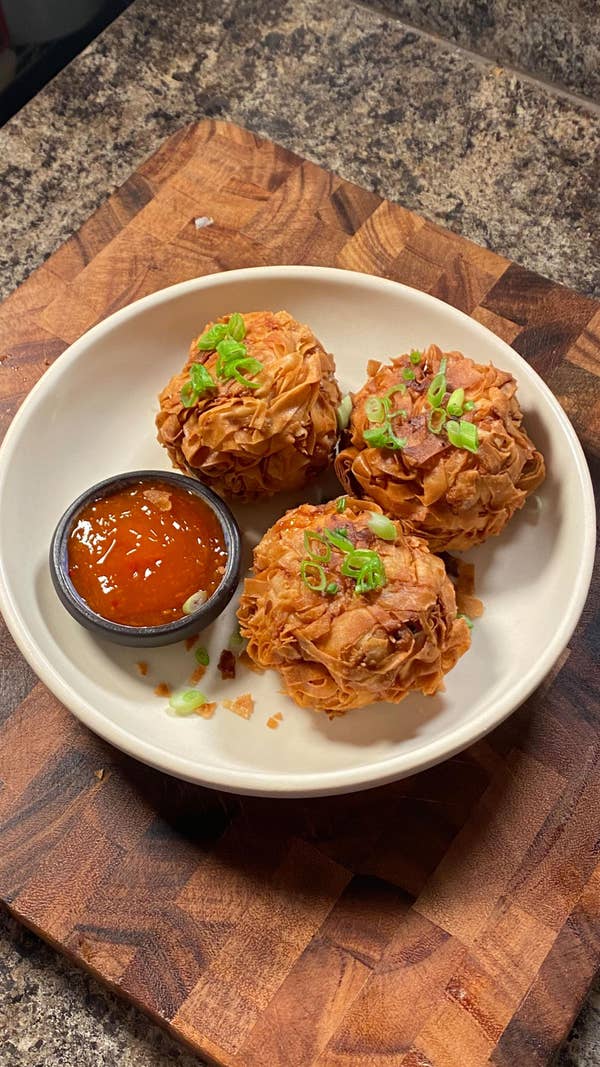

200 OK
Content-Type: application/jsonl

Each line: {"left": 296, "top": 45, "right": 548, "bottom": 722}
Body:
{"left": 156, "top": 310, "right": 341, "bottom": 502}
{"left": 335, "top": 344, "right": 545, "bottom": 552}
{"left": 237, "top": 498, "right": 471, "bottom": 715}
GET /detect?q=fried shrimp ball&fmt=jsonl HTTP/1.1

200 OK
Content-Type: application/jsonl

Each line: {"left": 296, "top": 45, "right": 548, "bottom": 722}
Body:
{"left": 156, "top": 310, "right": 341, "bottom": 501}
{"left": 335, "top": 344, "right": 545, "bottom": 552}
{"left": 237, "top": 498, "right": 471, "bottom": 715}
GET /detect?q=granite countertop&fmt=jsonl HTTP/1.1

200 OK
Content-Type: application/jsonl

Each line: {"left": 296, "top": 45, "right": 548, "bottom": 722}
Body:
{"left": 0, "top": 0, "right": 599, "bottom": 1064}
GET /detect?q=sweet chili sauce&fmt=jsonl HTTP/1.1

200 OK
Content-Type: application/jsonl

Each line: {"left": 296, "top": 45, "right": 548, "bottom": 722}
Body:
{"left": 67, "top": 480, "right": 227, "bottom": 627}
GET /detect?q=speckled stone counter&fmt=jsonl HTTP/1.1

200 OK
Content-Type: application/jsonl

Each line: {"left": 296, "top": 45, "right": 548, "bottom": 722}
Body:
{"left": 1, "top": 1, "right": 599, "bottom": 1064}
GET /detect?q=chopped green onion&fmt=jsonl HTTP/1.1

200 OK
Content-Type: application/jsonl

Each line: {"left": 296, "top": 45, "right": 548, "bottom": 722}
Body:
{"left": 336, "top": 497, "right": 347, "bottom": 513}
{"left": 340, "top": 548, "right": 386, "bottom": 595}
{"left": 402, "top": 367, "right": 415, "bottom": 381}
{"left": 228, "top": 626, "right": 245, "bottom": 651}
{"left": 337, "top": 394, "right": 352, "bottom": 430}
{"left": 304, "top": 530, "right": 332, "bottom": 562}
{"left": 446, "top": 419, "right": 479, "bottom": 453}
{"left": 169, "top": 689, "right": 207, "bottom": 715}
{"left": 464, "top": 400, "right": 475, "bottom": 411}
{"left": 180, "top": 382, "right": 199, "bottom": 408}
{"left": 182, "top": 589, "right": 208, "bottom": 614}
{"left": 427, "top": 370, "right": 447, "bottom": 408}
{"left": 409, "top": 349, "right": 422, "bottom": 364}
{"left": 368, "top": 513, "right": 397, "bottom": 541}
{"left": 325, "top": 582, "right": 339, "bottom": 595}
{"left": 190, "top": 362, "right": 216, "bottom": 395}
{"left": 427, "top": 408, "right": 447, "bottom": 435}
{"left": 363, "top": 425, "right": 407, "bottom": 450}
{"left": 385, "top": 384, "right": 406, "bottom": 399}
{"left": 227, "top": 312, "right": 246, "bottom": 341}
{"left": 365, "top": 396, "right": 386, "bottom": 424}
{"left": 325, "top": 529, "right": 354, "bottom": 554}
{"left": 447, "top": 388, "right": 465, "bottom": 418}
{"left": 195, "top": 646, "right": 209, "bottom": 666}
{"left": 221, "top": 356, "right": 263, "bottom": 389}
{"left": 301, "top": 560, "right": 327, "bottom": 592}
{"left": 458, "top": 612, "right": 474, "bottom": 629}
{"left": 197, "top": 323, "right": 229, "bottom": 350}
{"left": 216, "top": 337, "right": 247, "bottom": 372}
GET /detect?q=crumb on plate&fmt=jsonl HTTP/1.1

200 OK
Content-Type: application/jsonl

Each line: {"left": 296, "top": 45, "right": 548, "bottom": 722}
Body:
{"left": 223, "top": 693, "right": 254, "bottom": 719}
{"left": 154, "top": 681, "right": 172, "bottom": 698}
{"left": 136, "top": 661, "right": 148, "bottom": 677}
{"left": 185, "top": 634, "right": 200, "bottom": 651}
{"left": 195, "top": 701, "right": 217, "bottom": 719}
{"left": 266, "top": 713, "right": 284, "bottom": 730}
{"left": 188, "top": 665, "right": 206, "bottom": 685}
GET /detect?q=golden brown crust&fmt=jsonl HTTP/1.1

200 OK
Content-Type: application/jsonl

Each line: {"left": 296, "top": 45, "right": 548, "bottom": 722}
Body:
{"left": 335, "top": 344, "right": 545, "bottom": 552}
{"left": 156, "top": 310, "right": 341, "bottom": 501}
{"left": 237, "top": 498, "right": 470, "bottom": 714}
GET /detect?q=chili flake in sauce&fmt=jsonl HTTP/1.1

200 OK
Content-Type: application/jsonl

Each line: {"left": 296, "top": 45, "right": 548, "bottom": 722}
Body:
{"left": 68, "top": 480, "right": 227, "bottom": 627}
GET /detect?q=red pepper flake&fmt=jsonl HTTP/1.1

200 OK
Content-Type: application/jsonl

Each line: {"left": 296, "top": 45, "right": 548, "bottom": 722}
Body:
{"left": 136, "top": 661, "right": 149, "bottom": 677}
{"left": 218, "top": 649, "right": 236, "bottom": 680}
{"left": 154, "top": 682, "right": 172, "bottom": 697}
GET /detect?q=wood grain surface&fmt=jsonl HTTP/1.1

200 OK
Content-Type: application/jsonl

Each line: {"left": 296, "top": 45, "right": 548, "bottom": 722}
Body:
{"left": 0, "top": 120, "right": 598, "bottom": 1067}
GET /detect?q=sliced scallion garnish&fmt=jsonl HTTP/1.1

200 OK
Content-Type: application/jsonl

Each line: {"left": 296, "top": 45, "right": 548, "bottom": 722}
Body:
{"left": 227, "top": 312, "right": 246, "bottom": 341}
{"left": 228, "top": 626, "right": 245, "bottom": 651}
{"left": 446, "top": 419, "right": 479, "bottom": 453}
{"left": 363, "top": 425, "right": 407, "bottom": 450}
{"left": 195, "top": 646, "right": 209, "bottom": 666}
{"left": 304, "top": 530, "right": 332, "bottom": 562}
{"left": 427, "top": 408, "right": 447, "bottom": 435}
{"left": 190, "top": 362, "right": 216, "bottom": 395}
{"left": 169, "top": 689, "right": 207, "bottom": 715}
{"left": 427, "top": 358, "right": 448, "bottom": 408}
{"left": 365, "top": 396, "right": 386, "bottom": 423}
{"left": 447, "top": 387, "right": 465, "bottom": 418}
{"left": 182, "top": 589, "right": 208, "bottom": 615}
{"left": 336, "top": 497, "right": 347, "bottom": 513}
{"left": 325, "top": 528, "right": 355, "bottom": 554}
{"left": 325, "top": 582, "right": 339, "bottom": 595}
{"left": 180, "top": 382, "right": 200, "bottom": 408}
{"left": 402, "top": 367, "right": 415, "bottom": 381}
{"left": 409, "top": 349, "right": 422, "bottom": 364}
{"left": 368, "top": 513, "right": 397, "bottom": 541}
{"left": 337, "top": 394, "right": 353, "bottom": 430}
{"left": 458, "top": 612, "right": 474, "bottom": 629}
{"left": 301, "top": 560, "right": 327, "bottom": 592}
{"left": 197, "top": 323, "right": 229, "bottom": 350}
{"left": 464, "top": 400, "right": 475, "bottom": 411}
{"left": 385, "top": 383, "right": 406, "bottom": 399}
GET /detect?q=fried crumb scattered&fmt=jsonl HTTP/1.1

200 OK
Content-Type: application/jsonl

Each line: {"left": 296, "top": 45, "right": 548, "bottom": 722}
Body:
{"left": 218, "top": 649, "right": 236, "bottom": 680}
{"left": 154, "top": 682, "right": 172, "bottom": 697}
{"left": 223, "top": 693, "right": 254, "bottom": 719}
{"left": 445, "top": 555, "right": 484, "bottom": 619}
{"left": 188, "top": 665, "right": 206, "bottom": 685}
{"left": 195, "top": 701, "right": 216, "bottom": 719}
{"left": 266, "top": 712, "right": 284, "bottom": 730}
{"left": 94, "top": 768, "right": 105, "bottom": 780}
{"left": 239, "top": 650, "right": 265, "bottom": 674}
{"left": 184, "top": 634, "right": 200, "bottom": 651}
{"left": 136, "top": 661, "right": 149, "bottom": 677}
{"left": 143, "top": 488, "right": 172, "bottom": 511}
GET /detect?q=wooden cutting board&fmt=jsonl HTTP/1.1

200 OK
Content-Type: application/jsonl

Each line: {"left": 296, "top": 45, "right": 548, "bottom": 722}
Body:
{"left": 0, "top": 120, "right": 598, "bottom": 1067}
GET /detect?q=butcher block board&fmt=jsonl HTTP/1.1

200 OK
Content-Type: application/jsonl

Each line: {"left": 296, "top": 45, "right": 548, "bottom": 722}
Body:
{"left": 0, "top": 120, "right": 599, "bottom": 1067}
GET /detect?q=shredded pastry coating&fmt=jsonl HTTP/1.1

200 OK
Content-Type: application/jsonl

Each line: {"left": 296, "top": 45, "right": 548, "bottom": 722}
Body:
{"left": 335, "top": 344, "right": 545, "bottom": 551}
{"left": 238, "top": 498, "right": 471, "bottom": 714}
{"left": 156, "top": 310, "right": 341, "bottom": 501}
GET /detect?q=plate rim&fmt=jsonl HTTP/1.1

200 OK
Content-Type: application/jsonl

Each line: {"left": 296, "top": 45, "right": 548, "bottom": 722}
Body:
{"left": 0, "top": 265, "right": 595, "bottom": 796}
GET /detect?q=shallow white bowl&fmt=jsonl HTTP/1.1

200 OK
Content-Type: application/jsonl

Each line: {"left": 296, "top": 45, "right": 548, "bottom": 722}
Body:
{"left": 0, "top": 267, "right": 594, "bottom": 796}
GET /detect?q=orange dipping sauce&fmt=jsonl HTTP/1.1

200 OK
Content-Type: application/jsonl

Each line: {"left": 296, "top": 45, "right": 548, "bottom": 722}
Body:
{"left": 68, "top": 480, "right": 227, "bottom": 627}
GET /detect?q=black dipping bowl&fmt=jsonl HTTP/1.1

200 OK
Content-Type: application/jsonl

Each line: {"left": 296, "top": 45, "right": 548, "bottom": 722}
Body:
{"left": 50, "top": 470, "right": 242, "bottom": 647}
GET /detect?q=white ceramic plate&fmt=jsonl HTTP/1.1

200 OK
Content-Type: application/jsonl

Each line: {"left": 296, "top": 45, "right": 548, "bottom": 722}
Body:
{"left": 0, "top": 267, "right": 594, "bottom": 796}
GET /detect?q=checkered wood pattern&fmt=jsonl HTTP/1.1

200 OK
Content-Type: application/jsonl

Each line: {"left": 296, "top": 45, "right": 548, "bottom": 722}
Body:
{"left": 0, "top": 121, "right": 598, "bottom": 1067}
